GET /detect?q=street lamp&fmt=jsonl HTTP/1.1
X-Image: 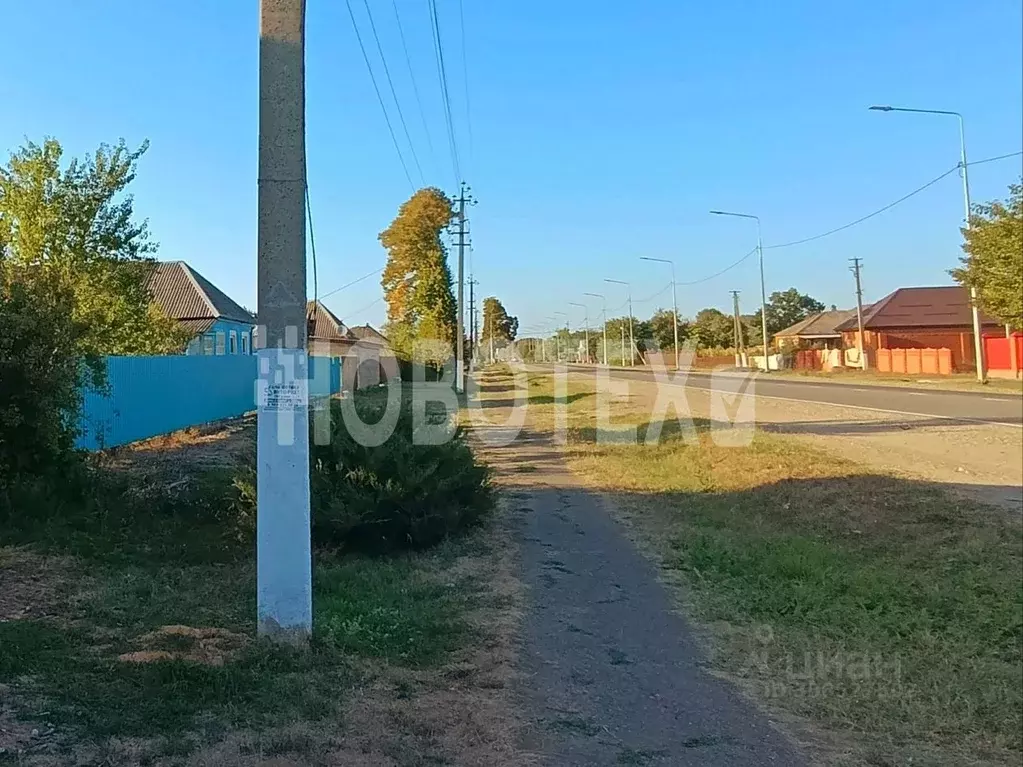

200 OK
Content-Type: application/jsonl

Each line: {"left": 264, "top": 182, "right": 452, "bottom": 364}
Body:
{"left": 568, "top": 302, "right": 590, "bottom": 364}
{"left": 605, "top": 278, "right": 635, "bottom": 366}
{"left": 639, "top": 257, "right": 679, "bottom": 368}
{"left": 584, "top": 292, "right": 608, "bottom": 366}
{"left": 869, "top": 104, "right": 986, "bottom": 382}
{"left": 710, "top": 211, "right": 769, "bottom": 370}
{"left": 546, "top": 317, "right": 564, "bottom": 361}
{"left": 552, "top": 311, "right": 569, "bottom": 362}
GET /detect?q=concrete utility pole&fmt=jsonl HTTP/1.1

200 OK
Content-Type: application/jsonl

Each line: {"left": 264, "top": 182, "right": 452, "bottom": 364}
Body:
{"left": 850, "top": 258, "right": 868, "bottom": 370}
{"left": 730, "top": 290, "right": 744, "bottom": 362}
{"left": 605, "top": 278, "right": 634, "bottom": 366}
{"left": 256, "top": 0, "right": 311, "bottom": 644}
{"left": 584, "top": 292, "right": 608, "bottom": 366}
{"left": 454, "top": 184, "right": 474, "bottom": 392}
{"left": 569, "top": 302, "right": 589, "bottom": 363}
{"left": 710, "top": 211, "right": 768, "bottom": 370}
{"left": 620, "top": 323, "right": 626, "bottom": 366}
{"left": 468, "top": 277, "right": 478, "bottom": 365}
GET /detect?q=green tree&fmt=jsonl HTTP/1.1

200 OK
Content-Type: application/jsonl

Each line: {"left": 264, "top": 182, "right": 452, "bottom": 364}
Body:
{"left": 692, "top": 308, "right": 735, "bottom": 349}
{"left": 379, "top": 188, "right": 458, "bottom": 362}
{"left": 481, "top": 296, "right": 518, "bottom": 345}
{"left": 952, "top": 181, "right": 1023, "bottom": 329}
{"left": 755, "top": 288, "right": 826, "bottom": 336}
{"left": 647, "top": 308, "right": 689, "bottom": 351}
{"left": 0, "top": 138, "right": 188, "bottom": 356}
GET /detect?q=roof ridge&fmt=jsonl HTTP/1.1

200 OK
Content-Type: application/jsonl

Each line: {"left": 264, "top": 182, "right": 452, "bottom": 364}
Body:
{"left": 177, "top": 262, "right": 219, "bottom": 318}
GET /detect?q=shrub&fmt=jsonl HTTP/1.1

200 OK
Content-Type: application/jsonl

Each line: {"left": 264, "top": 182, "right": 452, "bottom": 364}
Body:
{"left": 0, "top": 276, "right": 95, "bottom": 516}
{"left": 311, "top": 393, "right": 492, "bottom": 553}
{"left": 234, "top": 391, "right": 493, "bottom": 554}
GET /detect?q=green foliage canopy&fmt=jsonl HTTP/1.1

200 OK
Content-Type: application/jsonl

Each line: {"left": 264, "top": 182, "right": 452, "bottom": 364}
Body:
{"left": 952, "top": 181, "right": 1023, "bottom": 330}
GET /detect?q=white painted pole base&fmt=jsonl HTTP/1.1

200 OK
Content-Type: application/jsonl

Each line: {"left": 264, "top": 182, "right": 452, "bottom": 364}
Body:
{"left": 256, "top": 347, "right": 312, "bottom": 643}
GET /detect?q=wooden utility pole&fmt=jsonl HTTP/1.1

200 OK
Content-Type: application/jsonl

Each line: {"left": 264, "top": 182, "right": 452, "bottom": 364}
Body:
{"left": 850, "top": 258, "right": 867, "bottom": 370}
{"left": 256, "top": 0, "right": 311, "bottom": 643}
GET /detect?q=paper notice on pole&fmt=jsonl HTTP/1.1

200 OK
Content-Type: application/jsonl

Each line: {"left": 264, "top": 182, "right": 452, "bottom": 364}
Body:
{"left": 261, "top": 381, "right": 308, "bottom": 411}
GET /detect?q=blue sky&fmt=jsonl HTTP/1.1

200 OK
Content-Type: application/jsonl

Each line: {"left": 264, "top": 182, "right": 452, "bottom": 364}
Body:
{"left": 2, "top": 1, "right": 1021, "bottom": 335}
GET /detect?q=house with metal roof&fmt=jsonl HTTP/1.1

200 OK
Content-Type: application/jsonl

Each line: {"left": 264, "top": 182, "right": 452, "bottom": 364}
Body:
{"left": 833, "top": 286, "right": 1005, "bottom": 372}
{"left": 149, "top": 261, "right": 256, "bottom": 355}
{"left": 774, "top": 308, "right": 864, "bottom": 350}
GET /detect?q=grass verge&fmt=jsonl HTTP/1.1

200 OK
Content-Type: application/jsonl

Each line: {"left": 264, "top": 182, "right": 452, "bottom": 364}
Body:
{"left": 513, "top": 371, "right": 1023, "bottom": 766}
{"left": 0, "top": 395, "right": 516, "bottom": 765}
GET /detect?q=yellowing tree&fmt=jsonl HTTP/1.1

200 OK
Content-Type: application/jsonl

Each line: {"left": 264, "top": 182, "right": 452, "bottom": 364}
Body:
{"left": 379, "top": 188, "right": 457, "bottom": 362}
{"left": 0, "top": 138, "right": 188, "bottom": 356}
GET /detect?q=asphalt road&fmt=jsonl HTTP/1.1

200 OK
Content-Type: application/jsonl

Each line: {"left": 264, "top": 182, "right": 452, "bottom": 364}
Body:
{"left": 553, "top": 365, "right": 1023, "bottom": 428}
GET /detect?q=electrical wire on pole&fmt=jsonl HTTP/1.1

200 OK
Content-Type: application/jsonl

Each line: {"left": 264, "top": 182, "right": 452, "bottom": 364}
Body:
{"left": 361, "top": 0, "right": 424, "bottom": 184}
{"left": 345, "top": 0, "right": 415, "bottom": 191}
{"left": 427, "top": 0, "right": 462, "bottom": 185}
{"left": 391, "top": 0, "right": 436, "bottom": 171}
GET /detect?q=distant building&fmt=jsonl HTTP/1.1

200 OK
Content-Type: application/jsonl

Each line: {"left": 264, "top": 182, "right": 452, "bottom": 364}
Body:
{"left": 775, "top": 308, "right": 864, "bottom": 351}
{"left": 149, "top": 261, "right": 255, "bottom": 355}
{"left": 306, "top": 301, "right": 395, "bottom": 388}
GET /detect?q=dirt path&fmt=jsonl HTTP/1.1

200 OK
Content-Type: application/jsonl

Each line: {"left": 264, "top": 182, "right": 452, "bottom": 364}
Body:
{"left": 475, "top": 423, "right": 806, "bottom": 766}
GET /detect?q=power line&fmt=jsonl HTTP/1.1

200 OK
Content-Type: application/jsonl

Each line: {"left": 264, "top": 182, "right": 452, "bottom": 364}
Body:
{"left": 427, "top": 0, "right": 462, "bottom": 185}
{"left": 634, "top": 284, "right": 675, "bottom": 304}
{"left": 458, "top": 0, "right": 473, "bottom": 174}
{"left": 320, "top": 267, "right": 384, "bottom": 301}
{"left": 345, "top": 0, "right": 415, "bottom": 191}
{"left": 345, "top": 294, "right": 385, "bottom": 321}
{"left": 391, "top": 0, "right": 436, "bottom": 171}
{"left": 763, "top": 150, "right": 1021, "bottom": 250}
{"left": 362, "top": 0, "right": 424, "bottom": 184}
{"left": 969, "top": 150, "right": 1023, "bottom": 166}
{"left": 764, "top": 167, "right": 959, "bottom": 249}
{"left": 678, "top": 248, "right": 758, "bottom": 286}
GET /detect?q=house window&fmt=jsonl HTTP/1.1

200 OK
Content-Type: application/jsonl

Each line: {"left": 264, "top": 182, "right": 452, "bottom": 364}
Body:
{"left": 203, "top": 335, "right": 215, "bottom": 356}
{"left": 186, "top": 337, "right": 202, "bottom": 356}
{"left": 215, "top": 331, "right": 226, "bottom": 355}
{"left": 229, "top": 331, "right": 238, "bottom": 354}
{"left": 241, "top": 333, "right": 249, "bottom": 354}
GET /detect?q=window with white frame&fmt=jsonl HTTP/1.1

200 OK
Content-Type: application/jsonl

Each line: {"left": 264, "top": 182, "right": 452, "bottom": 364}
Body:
{"left": 203, "top": 334, "right": 214, "bottom": 355}
{"left": 241, "top": 333, "right": 249, "bottom": 354}
{"left": 229, "top": 331, "right": 237, "bottom": 354}
{"left": 186, "top": 336, "right": 202, "bottom": 355}
{"left": 215, "top": 331, "right": 226, "bottom": 355}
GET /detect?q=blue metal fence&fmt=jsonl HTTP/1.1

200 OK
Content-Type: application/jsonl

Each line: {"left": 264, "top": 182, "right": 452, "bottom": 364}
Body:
{"left": 77, "top": 355, "right": 342, "bottom": 451}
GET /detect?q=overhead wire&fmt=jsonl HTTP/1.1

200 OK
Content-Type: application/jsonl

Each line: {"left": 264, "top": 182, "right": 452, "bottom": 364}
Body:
{"left": 362, "top": 0, "right": 424, "bottom": 185}
{"left": 345, "top": 0, "right": 416, "bottom": 191}
{"left": 458, "top": 0, "right": 473, "bottom": 174}
{"left": 319, "top": 267, "right": 384, "bottom": 301}
{"left": 763, "top": 168, "right": 959, "bottom": 250}
{"left": 764, "top": 150, "right": 1022, "bottom": 250}
{"left": 391, "top": 0, "right": 436, "bottom": 169}
{"left": 427, "top": 0, "right": 462, "bottom": 185}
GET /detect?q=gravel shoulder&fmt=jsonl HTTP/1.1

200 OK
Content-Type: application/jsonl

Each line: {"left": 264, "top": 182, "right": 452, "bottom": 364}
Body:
{"left": 620, "top": 373, "right": 1023, "bottom": 512}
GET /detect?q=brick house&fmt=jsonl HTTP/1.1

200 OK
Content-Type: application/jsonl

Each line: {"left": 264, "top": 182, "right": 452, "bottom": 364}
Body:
{"left": 833, "top": 286, "right": 1007, "bottom": 372}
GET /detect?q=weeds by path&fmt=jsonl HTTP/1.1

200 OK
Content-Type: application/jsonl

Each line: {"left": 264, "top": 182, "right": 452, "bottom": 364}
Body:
{"left": 0, "top": 398, "right": 520, "bottom": 765}
{"left": 516, "top": 371, "right": 1023, "bottom": 767}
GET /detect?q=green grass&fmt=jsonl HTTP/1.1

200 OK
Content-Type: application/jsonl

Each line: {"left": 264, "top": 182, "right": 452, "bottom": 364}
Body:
{"left": 0, "top": 395, "right": 497, "bottom": 757}
{"left": 520, "top": 372, "right": 1023, "bottom": 765}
